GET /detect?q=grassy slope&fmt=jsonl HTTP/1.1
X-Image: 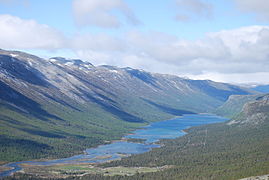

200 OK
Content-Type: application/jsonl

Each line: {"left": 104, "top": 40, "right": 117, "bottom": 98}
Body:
{"left": 0, "top": 91, "right": 179, "bottom": 163}
{"left": 0, "top": 101, "right": 158, "bottom": 162}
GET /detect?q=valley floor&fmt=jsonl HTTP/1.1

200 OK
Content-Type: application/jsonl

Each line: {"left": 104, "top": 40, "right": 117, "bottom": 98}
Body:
{"left": 3, "top": 120, "right": 269, "bottom": 180}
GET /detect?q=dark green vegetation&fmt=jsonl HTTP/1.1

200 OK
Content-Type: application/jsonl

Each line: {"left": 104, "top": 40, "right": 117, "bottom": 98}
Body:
{"left": 76, "top": 94, "right": 268, "bottom": 180}
{"left": 97, "top": 124, "right": 269, "bottom": 180}
{"left": 0, "top": 49, "right": 253, "bottom": 163}
{"left": 4, "top": 96, "right": 269, "bottom": 180}
{"left": 94, "top": 94, "right": 269, "bottom": 180}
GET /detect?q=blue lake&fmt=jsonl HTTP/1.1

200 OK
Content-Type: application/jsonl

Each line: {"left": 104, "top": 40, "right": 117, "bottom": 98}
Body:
{"left": 0, "top": 114, "right": 228, "bottom": 177}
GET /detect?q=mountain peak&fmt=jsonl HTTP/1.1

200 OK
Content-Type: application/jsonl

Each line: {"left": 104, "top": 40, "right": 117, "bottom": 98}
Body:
{"left": 49, "top": 57, "right": 94, "bottom": 68}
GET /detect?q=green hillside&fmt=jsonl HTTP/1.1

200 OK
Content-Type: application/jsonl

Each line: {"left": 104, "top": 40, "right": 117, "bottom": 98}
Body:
{"left": 0, "top": 49, "right": 253, "bottom": 163}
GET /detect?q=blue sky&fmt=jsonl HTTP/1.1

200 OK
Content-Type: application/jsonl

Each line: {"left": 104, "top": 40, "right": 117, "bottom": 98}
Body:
{"left": 0, "top": 0, "right": 269, "bottom": 84}
{"left": 1, "top": 0, "right": 266, "bottom": 38}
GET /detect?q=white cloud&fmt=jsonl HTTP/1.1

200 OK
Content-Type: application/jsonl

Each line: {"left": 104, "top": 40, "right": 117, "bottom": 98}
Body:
{"left": 0, "top": 14, "right": 65, "bottom": 49}
{"left": 75, "top": 50, "right": 115, "bottom": 65}
{"left": 0, "top": 14, "right": 269, "bottom": 84}
{"left": 208, "top": 26, "right": 269, "bottom": 62}
{"left": 72, "top": 0, "right": 140, "bottom": 28}
{"left": 71, "top": 33, "right": 126, "bottom": 51}
{"left": 234, "top": 0, "right": 269, "bottom": 21}
{"left": 188, "top": 72, "right": 269, "bottom": 84}
{"left": 126, "top": 31, "right": 229, "bottom": 65}
{"left": 174, "top": 0, "right": 213, "bottom": 21}
{"left": 70, "top": 26, "right": 269, "bottom": 84}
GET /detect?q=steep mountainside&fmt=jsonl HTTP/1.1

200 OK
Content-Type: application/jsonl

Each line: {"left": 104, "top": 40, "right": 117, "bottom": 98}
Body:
{"left": 0, "top": 49, "right": 253, "bottom": 162}
{"left": 252, "top": 85, "right": 269, "bottom": 93}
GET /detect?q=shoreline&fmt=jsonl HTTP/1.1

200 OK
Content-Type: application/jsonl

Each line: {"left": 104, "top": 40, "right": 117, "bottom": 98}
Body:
{"left": 0, "top": 114, "right": 225, "bottom": 178}
{"left": 0, "top": 115, "right": 181, "bottom": 178}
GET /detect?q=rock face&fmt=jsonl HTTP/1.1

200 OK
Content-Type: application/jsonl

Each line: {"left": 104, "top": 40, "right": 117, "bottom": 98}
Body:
{"left": 228, "top": 94, "right": 269, "bottom": 126}
{"left": 215, "top": 94, "right": 260, "bottom": 118}
{"left": 0, "top": 49, "right": 254, "bottom": 161}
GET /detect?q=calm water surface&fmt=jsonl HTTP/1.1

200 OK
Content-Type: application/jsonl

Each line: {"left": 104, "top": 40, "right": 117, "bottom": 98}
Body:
{"left": 0, "top": 114, "right": 228, "bottom": 177}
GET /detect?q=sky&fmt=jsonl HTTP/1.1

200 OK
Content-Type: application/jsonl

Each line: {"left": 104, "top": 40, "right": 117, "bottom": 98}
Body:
{"left": 0, "top": 0, "right": 269, "bottom": 84}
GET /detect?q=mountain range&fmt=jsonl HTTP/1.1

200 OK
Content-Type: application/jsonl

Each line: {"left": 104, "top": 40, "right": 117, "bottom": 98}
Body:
{"left": 0, "top": 49, "right": 254, "bottom": 162}
{"left": 252, "top": 84, "right": 269, "bottom": 93}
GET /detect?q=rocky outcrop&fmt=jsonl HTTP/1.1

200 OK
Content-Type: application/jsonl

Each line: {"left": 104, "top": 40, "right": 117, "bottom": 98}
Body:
{"left": 228, "top": 94, "right": 269, "bottom": 126}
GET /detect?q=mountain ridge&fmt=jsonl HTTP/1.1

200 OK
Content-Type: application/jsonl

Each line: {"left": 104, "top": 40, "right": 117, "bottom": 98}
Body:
{"left": 0, "top": 49, "right": 254, "bottom": 162}
{"left": 252, "top": 84, "right": 269, "bottom": 93}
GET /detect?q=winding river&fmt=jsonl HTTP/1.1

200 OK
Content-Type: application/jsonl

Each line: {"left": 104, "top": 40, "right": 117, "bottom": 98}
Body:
{"left": 0, "top": 114, "right": 228, "bottom": 177}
